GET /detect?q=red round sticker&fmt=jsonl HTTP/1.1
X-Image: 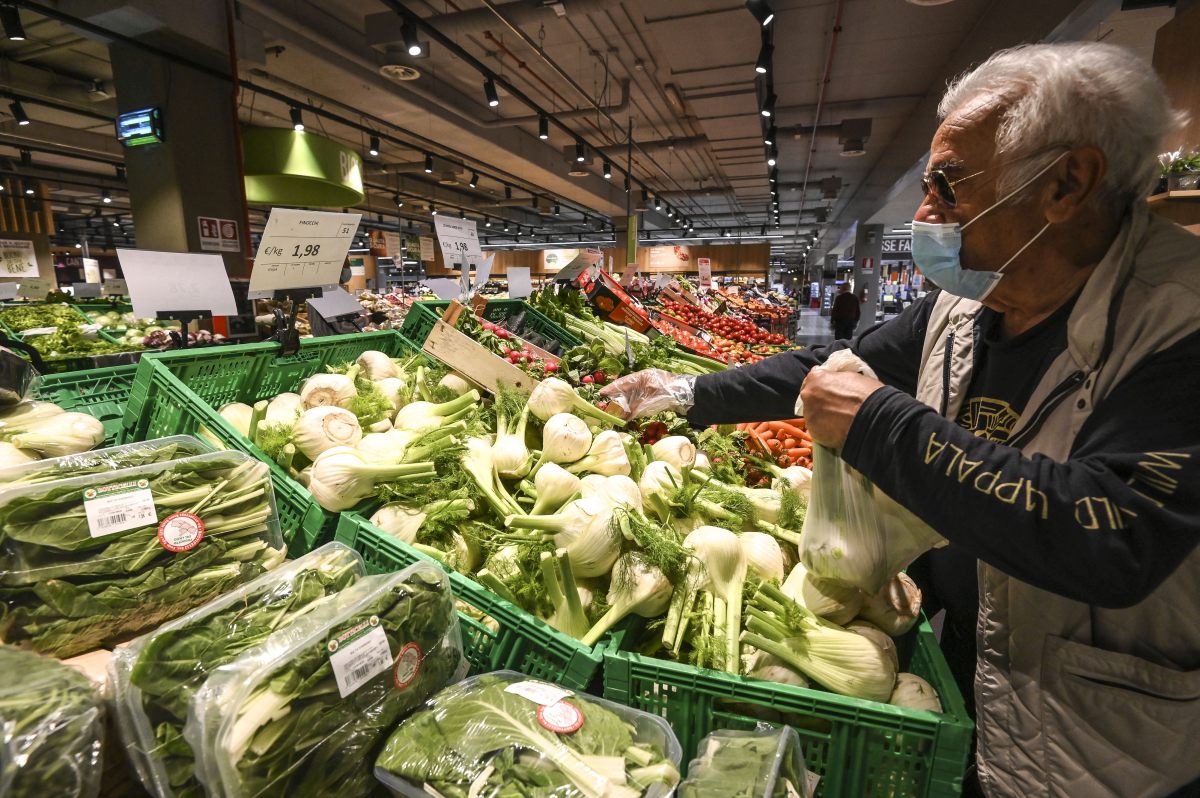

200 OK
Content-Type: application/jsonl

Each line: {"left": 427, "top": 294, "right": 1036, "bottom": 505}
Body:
{"left": 393, "top": 642, "right": 423, "bottom": 689}
{"left": 537, "top": 701, "right": 584, "bottom": 734}
{"left": 157, "top": 512, "right": 205, "bottom": 552}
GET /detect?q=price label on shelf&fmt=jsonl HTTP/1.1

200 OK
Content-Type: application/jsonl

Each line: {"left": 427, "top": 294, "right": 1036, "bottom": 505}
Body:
{"left": 117, "top": 250, "right": 238, "bottom": 318}
{"left": 248, "top": 208, "right": 361, "bottom": 298}
{"left": 16, "top": 277, "right": 52, "bottom": 299}
{"left": 101, "top": 278, "right": 128, "bottom": 296}
{"left": 433, "top": 216, "right": 483, "bottom": 273}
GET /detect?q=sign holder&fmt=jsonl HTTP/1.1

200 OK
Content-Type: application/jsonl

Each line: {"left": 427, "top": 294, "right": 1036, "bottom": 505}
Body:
{"left": 267, "top": 287, "right": 323, "bottom": 355}
{"left": 117, "top": 249, "right": 238, "bottom": 352}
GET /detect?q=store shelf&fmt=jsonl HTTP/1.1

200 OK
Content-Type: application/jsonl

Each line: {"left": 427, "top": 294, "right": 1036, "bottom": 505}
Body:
{"left": 1148, "top": 189, "right": 1200, "bottom": 203}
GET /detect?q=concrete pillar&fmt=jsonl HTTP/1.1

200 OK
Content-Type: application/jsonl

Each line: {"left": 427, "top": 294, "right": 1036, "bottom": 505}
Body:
{"left": 108, "top": 42, "right": 249, "bottom": 277}
{"left": 852, "top": 223, "right": 884, "bottom": 333}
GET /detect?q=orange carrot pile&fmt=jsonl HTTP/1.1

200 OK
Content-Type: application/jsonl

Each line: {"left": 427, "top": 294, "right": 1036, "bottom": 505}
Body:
{"left": 735, "top": 418, "right": 814, "bottom": 469}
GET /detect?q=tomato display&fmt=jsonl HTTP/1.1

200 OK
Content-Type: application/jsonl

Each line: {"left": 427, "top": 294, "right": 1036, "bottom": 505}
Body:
{"left": 658, "top": 300, "right": 789, "bottom": 346}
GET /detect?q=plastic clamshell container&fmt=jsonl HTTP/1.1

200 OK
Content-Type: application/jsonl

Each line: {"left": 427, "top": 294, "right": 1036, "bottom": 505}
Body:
{"left": 0, "top": 435, "right": 211, "bottom": 486}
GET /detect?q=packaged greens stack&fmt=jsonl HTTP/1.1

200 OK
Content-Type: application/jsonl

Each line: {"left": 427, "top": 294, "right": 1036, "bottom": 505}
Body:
{"left": 374, "top": 671, "right": 683, "bottom": 798}
{"left": 186, "top": 562, "right": 465, "bottom": 798}
{"left": 0, "top": 645, "right": 105, "bottom": 798}
{"left": 0, "top": 450, "right": 286, "bottom": 657}
{"left": 679, "top": 727, "right": 815, "bottom": 798}
{"left": 109, "top": 542, "right": 367, "bottom": 798}
{"left": 0, "top": 436, "right": 212, "bottom": 486}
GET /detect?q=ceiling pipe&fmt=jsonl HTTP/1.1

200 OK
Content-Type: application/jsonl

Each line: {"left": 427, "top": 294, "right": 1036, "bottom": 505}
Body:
{"left": 793, "top": 0, "right": 846, "bottom": 241}
{"left": 595, "top": 134, "right": 708, "bottom": 156}
{"left": 364, "top": 0, "right": 624, "bottom": 43}
{"left": 477, "top": 79, "right": 630, "bottom": 128}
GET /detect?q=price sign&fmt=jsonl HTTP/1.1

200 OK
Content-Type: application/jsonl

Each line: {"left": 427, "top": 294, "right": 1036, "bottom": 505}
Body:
{"left": 16, "top": 277, "right": 53, "bottom": 299}
{"left": 697, "top": 257, "right": 713, "bottom": 288}
{"left": 0, "top": 239, "right": 38, "bottom": 278}
{"left": 117, "top": 249, "right": 237, "bottom": 318}
{"left": 0, "top": 283, "right": 17, "bottom": 300}
{"left": 248, "top": 208, "right": 361, "bottom": 298}
{"left": 383, "top": 231, "right": 402, "bottom": 260}
{"left": 433, "top": 217, "right": 483, "bottom": 272}
{"left": 419, "top": 236, "right": 436, "bottom": 262}
{"left": 102, "top": 278, "right": 128, "bottom": 296}
{"left": 508, "top": 266, "right": 532, "bottom": 299}
{"left": 73, "top": 283, "right": 102, "bottom": 299}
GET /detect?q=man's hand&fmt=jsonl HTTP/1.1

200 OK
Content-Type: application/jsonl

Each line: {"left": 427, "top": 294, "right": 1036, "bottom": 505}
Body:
{"left": 799, "top": 368, "right": 886, "bottom": 448}
{"left": 599, "top": 369, "right": 695, "bottom": 420}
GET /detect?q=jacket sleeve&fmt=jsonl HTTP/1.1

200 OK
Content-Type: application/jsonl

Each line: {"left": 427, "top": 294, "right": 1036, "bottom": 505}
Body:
{"left": 686, "top": 291, "right": 936, "bottom": 426}
{"left": 840, "top": 329, "right": 1200, "bottom": 609}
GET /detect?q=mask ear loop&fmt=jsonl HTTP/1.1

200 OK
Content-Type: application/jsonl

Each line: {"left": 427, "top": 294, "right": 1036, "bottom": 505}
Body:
{"left": 961, "top": 150, "right": 1069, "bottom": 231}
{"left": 994, "top": 221, "right": 1052, "bottom": 276}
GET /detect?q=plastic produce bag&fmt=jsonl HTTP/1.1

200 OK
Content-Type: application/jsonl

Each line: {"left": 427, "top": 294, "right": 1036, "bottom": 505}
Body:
{"left": 186, "top": 562, "right": 465, "bottom": 798}
{"left": 0, "top": 435, "right": 212, "bottom": 486}
{"left": 375, "top": 670, "right": 683, "bottom": 798}
{"left": 109, "top": 542, "right": 367, "bottom": 798}
{"left": 0, "top": 646, "right": 104, "bottom": 798}
{"left": 795, "top": 350, "right": 945, "bottom": 593}
{"left": 680, "top": 727, "right": 816, "bottom": 798}
{"left": 0, "top": 349, "right": 35, "bottom": 409}
{"left": 0, "top": 450, "right": 287, "bottom": 657}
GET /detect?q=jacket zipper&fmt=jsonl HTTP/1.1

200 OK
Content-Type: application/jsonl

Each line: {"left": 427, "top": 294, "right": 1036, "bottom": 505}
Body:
{"left": 940, "top": 330, "right": 955, "bottom": 416}
{"left": 1007, "top": 370, "right": 1086, "bottom": 448}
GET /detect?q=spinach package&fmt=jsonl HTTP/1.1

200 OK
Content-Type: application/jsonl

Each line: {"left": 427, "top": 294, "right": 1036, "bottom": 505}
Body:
{"left": 186, "top": 562, "right": 465, "bottom": 798}
{"left": 0, "top": 436, "right": 212, "bottom": 486}
{"left": 679, "top": 727, "right": 815, "bottom": 798}
{"left": 0, "top": 645, "right": 105, "bottom": 798}
{"left": 0, "top": 450, "right": 287, "bottom": 657}
{"left": 374, "top": 671, "right": 683, "bottom": 798}
{"left": 109, "top": 542, "right": 367, "bottom": 798}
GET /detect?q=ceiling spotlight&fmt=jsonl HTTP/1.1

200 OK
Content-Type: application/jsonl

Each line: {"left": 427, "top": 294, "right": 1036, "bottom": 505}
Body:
{"left": 838, "top": 117, "right": 873, "bottom": 157}
{"left": 116, "top": 165, "right": 126, "bottom": 180}
{"left": 602, "top": 161, "right": 612, "bottom": 179}
{"left": 654, "top": 195, "right": 662, "bottom": 211}
{"left": 760, "top": 93, "right": 776, "bottom": 118}
{"left": 1, "top": 4, "right": 25, "bottom": 41}
{"left": 755, "top": 39, "right": 773, "bottom": 75}
{"left": 667, "top": 206, "right": 675, "bottom": 218}
{"left": 484, "top": 76, "right": 500, "bottom": 108}
{"left": 469, "top": 172, "right": 479, "bottom": 188}
{"left": 769, "top": 171, "right": 777, "bottom": 183}
{"left": 764, "top": 126, "right": 775, "bottom": 146}
{"left": 723, "top": 228, "right": 731, "bottom": 237}
{"left": 290, "top": 106, "right": 304, "bottom": 131}
{"left": 102, "top": 189, "right": 112, "bottom": 204}
{"left": 9, "top": 100, "right": 28, "bottom": 126}
{"left": 767, "top": 148, "right": 777, "bottom": 167}
{"left": 503, "top": 222, "right": 510, "bottom": 232}
{"left": 459, "top": 209, "right": 466, "bottom": 219}
{"left": 485, "top": 217, "right": 492, "bottom": 227}
{"left": 114, "top": 219, "right": 121, "bottom": 228}
{"left": 402, "top": 20, "right": 422, "bottom": 56}
{"left": 574, "top": 139, "right": 586, "bottom": 162}
{"left": 393, "top": 193, "right": 404, "bottom": 207}
{"left": 368, "top": 134, "right": 380, "bottom": 157}
{"left": 746, "top": 0, "right": 775, "bottom": 27}
{"left": 538, "top": 114, "right": 549, "bottom": 140}
{"left": 430, "top": 205, "right": 437, "bottom": 216}
{"left": 553, "top": 203, "right": 561, "bottom": 215}
{"left": 24, "top": 184, "right": 34, "bottom": 196}
{"left": 504, "top": 184, "right": 512, "bottom": 199}
{"left": 424, "top": 153, "right": 434, "bottom": 173}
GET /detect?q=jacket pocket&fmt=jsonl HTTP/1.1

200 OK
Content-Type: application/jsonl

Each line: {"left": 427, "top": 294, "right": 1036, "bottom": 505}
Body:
{"left": 1040, "top": 635, "right": 1200, "bottom": 798}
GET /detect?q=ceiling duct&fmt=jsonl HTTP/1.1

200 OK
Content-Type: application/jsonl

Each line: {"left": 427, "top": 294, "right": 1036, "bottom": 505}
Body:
{"left": 378, "top": 46, "right": 427, "bottom": 82}
{"left": 596, "top": 135, "right": 707, "bottom": 157}
{"left": 365, "top": 0, "right": 623, "bottom": 43}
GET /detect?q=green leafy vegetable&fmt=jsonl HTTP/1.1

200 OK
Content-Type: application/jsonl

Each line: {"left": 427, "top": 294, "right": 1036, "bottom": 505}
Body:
{"left": 679, "top": 727, "right": 813, "bottom": 798}
{"left": 0, "top": 437, "right": 210, "bottom": 486}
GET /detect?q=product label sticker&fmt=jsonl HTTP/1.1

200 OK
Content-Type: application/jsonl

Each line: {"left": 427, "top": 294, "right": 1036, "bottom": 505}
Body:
{"left": 328, "top": 615, "right": 392, "bottom": 698}
{"left": 84, "top": 479, "right": 156, "bottom": 538}
{"left": 393, "top": 642, "right": 423, "bottom": 690}
{"left": 537, "top": 701, "right": 584, "bottom": 734}
{"left": 804, "top": 770, "right": 821, "bottom": 796}
{"left": 504, "top": 680, "right": 573, "bottom": 707}
{"left": 156, "top": 512, "right": 205, "bottom": 552}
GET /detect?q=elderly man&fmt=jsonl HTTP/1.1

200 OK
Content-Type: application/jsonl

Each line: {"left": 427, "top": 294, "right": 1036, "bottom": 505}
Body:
{"left": 602, "top": 42, "right": 1200, "bottom": 797}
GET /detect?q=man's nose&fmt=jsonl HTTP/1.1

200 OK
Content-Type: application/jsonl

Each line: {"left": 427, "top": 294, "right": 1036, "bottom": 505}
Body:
{"left": 914, "top": 198, "right": 944, "bottom": 224}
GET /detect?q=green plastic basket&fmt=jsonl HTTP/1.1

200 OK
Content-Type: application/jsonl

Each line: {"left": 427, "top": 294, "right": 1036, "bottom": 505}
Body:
{"left": 401, "top": 299, "right": 582, "bottom": 352}
{"left": 334, "top": 510, "right": 608, "bottom": 691}
{"left": 120, "top": 331, "right": 420, "bottom": 553}
{"left": 32, "top": 363, "right": 138, "bottom": 446}
{"left": 603, "top": 624, "right": 973, "bottom": 798}
{"left": 0, "top": 303, "right": 143, "bottom": 373}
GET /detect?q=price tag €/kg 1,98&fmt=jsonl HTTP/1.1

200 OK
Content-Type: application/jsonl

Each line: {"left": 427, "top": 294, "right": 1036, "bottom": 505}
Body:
{"left": 249, "top": 208, "right": 362, "bottom": 297}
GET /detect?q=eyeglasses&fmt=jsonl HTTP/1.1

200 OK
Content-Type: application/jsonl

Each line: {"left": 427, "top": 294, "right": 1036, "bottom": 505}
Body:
{"left": 921, "top": 168, "right": 986, "bottom": 209}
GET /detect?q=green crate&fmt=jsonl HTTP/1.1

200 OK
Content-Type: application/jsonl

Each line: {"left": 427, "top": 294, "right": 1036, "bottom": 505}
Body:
{"left": 603, "top": 623, "right": 973, "bottom": 798}
{"left": 0, "top": 302, "right": 143, "bottom": 372}
{"left": 32, "top": 363, "right": 138, "bottom": 446}
{"left": 334, "top": 510, "right": 608, "bottom": 691}
{"left": 121, "top": 331, "right": 420, "bottom": 553}
{"left": 401, "top": 299, "right": 582, "bottom": 353}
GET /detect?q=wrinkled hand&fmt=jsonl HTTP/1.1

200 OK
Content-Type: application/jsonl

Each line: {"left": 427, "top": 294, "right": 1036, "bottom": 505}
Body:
{"left": 799, "top": 368, "right": 885, "bottom": 448}
{"left": 599, "top": 368, "right": 694, "bottom": 420}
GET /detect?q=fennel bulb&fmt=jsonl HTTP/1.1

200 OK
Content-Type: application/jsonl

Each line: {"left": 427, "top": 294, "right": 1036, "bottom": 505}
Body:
{"left": 264, "top": 393, "right": 304, "bottom": 425}
{"left": 438, "top": 372, "right": 474, "bottom": 396}
{"left": 601, "top": 475, "right": 641, "bottom": 511}
{"left": 0, "top": 441, "right": 37, "bottom": 468}
{"left": 539, "top": 413, "right": 592, "bottom": 465}
{"left": 0, "top": 401, "right": 63, "bottom": 428}
{"left": 528, "top": 463, "right": 581, "bottom": 515}
{"left": 527, "top": 377, "right": 627, "bottom": 426}
{"left": 299, "top": 372, "right": 356, "bottom": 409}
{"left": 218, "top": 403, "right": 254, "bottom": 437}
{"left": 5, "top": 412, "right": 105, "bottom": 457}
{"left": 740, "top": 532, "right": 786, "bottom": 582}
{"left": 638, "top": 461, "right": 682, "bottom": 523}
{"left": 846, "top": 620, "right": 899, "bottom": 672}
{"left": 307, "top": 446, "right": 435, "bottom": 511}
{"left": 781, "top": 562, "right": 862, "bottom": 625}
{"left": 890, "top": 673, "right": 942, "bottom": 712}
{"left": 581, "top": 554, "right": 672, "bottom": 646}
{"left": 374, "top": 377, "right": 406, "bottom": 413}
{"left": 744, "top": 648, "right": 810, "bottom": 688}
{"left": 492, "top": 393, "right": 532, "bottom": 479}
{"left": 462, "top": 437, "right": 523, "bottom": 518}
{"left": 539, "top": 548, "right": 590, "bottom": 639}
{"left": 650, "top": 436, "right": 696, "bottom": 470}
{"left": 693, "top": 451, "right": 712, "bottom": 472}
{"left": 355, "top": 350, "right": 399, "bottom": 381}
{"left": 394, "top": 390, "right": 480, "bottom": 433}
{"left": 504, "top": 497, "right": 619, "bottom": 578}
{"left": 293, "top": 406, "right": 362, "bottom": 460}
{"left": 858, "top": 572, "right": 922, "bottom": 636}
{"left": 772, "top": 464, "right": 813, "bottom": 501}
{"left": 564, "top": 430, "right": 631, "bottom": 476}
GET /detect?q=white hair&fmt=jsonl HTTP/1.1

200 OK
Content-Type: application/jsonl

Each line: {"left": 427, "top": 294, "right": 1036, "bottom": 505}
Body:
{"left": 938, "top": 42, "right": 1185, "bottom": 215}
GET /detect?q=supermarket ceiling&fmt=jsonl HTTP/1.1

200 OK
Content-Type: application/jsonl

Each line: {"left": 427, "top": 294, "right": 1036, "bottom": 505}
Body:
{"left": 0, "top": 0, "right": 1175, "bottom": 260}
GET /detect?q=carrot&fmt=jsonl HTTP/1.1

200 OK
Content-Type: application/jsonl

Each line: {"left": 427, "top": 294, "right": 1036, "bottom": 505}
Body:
{"left": 774, "top": 421, "right": 809, "bottom": 440}
{"left": 768, "top": 438, "right": 783, "bottom": 452}
{"left": 782, "top": 437, "right": 797, "bottom": 450}
{"left": 749, "top": 421, "right": 772, "bottom": 436}
{"left": 757, "top": 429, "right": 776, "bottom": 441}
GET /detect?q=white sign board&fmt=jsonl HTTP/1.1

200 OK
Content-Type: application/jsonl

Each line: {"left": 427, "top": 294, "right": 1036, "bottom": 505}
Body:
{"left": 73, "top": 283, "right": 102, "bottom": 299}
{"left": 383, "top": 231, "right": 402, "bottom": 260}
{"left": 425, "top": 278, "right": 462, "bottom": 300}
{"left": 248, "top": 208, "right": 360, "bottom": 297}
{"left": 697, "top": 257, "right": 712, "bottom": 288}
{"left": 102, "top": 278, "right": 128, "bottom": 297}
{"left": 419, "top": 236, "right": 436, "bottom": 263}
{"left": 308, "top": 287, "right": 365, "bottom": 320}
{"left": 117, "top": 249, "right": 238, "bottom": 319}
{"left": 507, "top": 266, "right": 532, "bottom": 299}
{"left": 0, "top": 283, "right": 18, "bottom": 300}
{"left": 82, "top": 258, "right": 101, "bottom": 284}
{"left": 0, "top": 239, "right": 38, "bottom": 278}
{"left": 17, "top": 277, "right": 53, "bottom": 299}
{"left": 433, "top": 217, "right": 483, "bottom": 271}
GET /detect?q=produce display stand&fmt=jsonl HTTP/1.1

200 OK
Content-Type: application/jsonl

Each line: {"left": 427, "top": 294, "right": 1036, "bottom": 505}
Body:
{"left": 418, "top": 301, "right": 548, "bottom": 394}
{"left": 401, "top": 297, "right": 582, "bottom": 351}
{"left": 602, "top": 621, "right": 972, "bottom": 797}
{"left": 32, "top": 363, "right": 139, "bottom": 446}
{"left": 335, "top": 510, "right": 614, "bottom": 691}
{"left": 120, "top": 330, "right": 420, "bottom": 554}
{"left": 0, "top": 302, "right": 143, "bottom": 373}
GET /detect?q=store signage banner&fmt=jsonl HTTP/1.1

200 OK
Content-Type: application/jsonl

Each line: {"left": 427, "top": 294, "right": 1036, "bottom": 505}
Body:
{"left": 542, "top": 249, "right": 580, "bottom": 273}
{"left": 0, "top": 239, "right": 38, "bottom": 278}
{"left": 433, "top": 217, "right": 483, "bottom": 270}
{"left": 102, "top": 278, "right": 128, "bottom": 297}
{"left": 697, "top": 257, "right": 712, "bottom": 288}
{"left": 118, "top": 249, "right": 238, "bottom": 319}
{"left": 646, "top": 245, "right": 692, "bottom": 272}
{"left": 419, "top": 236, "right": 436, "bottom": 262}
{"left": 508, "top": 266, "right": 532, "bottom": 299}
{"left": 197, "top": 217, "right": 241, "bottom": 253}
{"left": 17, "top": 277, "right": 52, "bottom": 299}
{"left": 248, "top": 208, "right": 360, "bottom": 298}
{"left": 242, "top": 126, "right": 364, "bottom": 208}
{"left": 82, "top": 258, "right": 101, "bottom": 284}
{"left": 383, "top": 231, "right": 402, "bottom": 260}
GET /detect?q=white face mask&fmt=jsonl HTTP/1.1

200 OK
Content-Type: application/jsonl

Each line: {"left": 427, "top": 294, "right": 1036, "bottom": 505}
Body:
{"left": 912, "top": 151, "right": 1068, "bottom": 301}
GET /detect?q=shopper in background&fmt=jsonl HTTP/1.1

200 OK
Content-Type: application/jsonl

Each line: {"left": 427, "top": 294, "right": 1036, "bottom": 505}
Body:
{"left": 602, "top": 41, "right": 1200, "bottom": 798}
{"left": 829, "top": 281, "right": 860, "bottom": 340}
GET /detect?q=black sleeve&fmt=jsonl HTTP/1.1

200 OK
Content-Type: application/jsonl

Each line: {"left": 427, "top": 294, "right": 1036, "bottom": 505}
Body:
{"left": 840, "top": 329, "right": 1200, "bottom": 609}
{"left": 686, "top": 291, "right": 938, "bottom": 426}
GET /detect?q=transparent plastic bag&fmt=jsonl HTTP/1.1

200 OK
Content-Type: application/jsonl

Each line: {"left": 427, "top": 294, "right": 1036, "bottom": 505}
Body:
{"left": 796, "top": 351, "right": 945, "bottom": 593}
{"left": 186, "top": 562, "right": 465, "bottom": 798}
{"left": 374, "top": 670, "right": 683, "bottom": 798}
{"left": 0, "top": 435, "right": 212, "bottom": 486}
{"left": 0, "top": 646, "right": 104, "bottom": 798}
{"left": 0, "top": 348, "right": 35, "bottom": 409}
{"left": 109, "top": 542, "right": 367, "bottom": 798}
{"left": 680, "top": 727, "right": 816, "bottom": 798}
{"left": 0, "top": 450, "right": 287, "bottom": 657}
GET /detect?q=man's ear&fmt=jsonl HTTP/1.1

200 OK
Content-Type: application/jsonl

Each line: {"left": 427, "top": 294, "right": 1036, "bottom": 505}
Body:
{"left": 1044, "top": 146, "right": 1107, "bottom": 223}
